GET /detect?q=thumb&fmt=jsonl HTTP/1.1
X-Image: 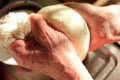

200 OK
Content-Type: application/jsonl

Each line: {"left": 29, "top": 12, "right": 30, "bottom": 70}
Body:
{"left": 29, "top": 14, "right": 49, "bottom": 44}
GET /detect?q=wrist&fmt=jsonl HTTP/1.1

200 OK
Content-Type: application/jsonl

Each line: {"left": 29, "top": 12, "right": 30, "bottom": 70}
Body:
{"left": 49, "top": 54, "right": 93, "bottom": 80}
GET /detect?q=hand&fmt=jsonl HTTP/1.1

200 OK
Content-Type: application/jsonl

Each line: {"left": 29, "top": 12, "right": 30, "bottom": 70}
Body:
{"left": 7, "top": 14, "right": 93, "bottom": 80}
{"left": 65, "top": 2, "right": 120, "bottom": 50}
{"left": 7, "top": 2, "right": 120, "bottom": 80}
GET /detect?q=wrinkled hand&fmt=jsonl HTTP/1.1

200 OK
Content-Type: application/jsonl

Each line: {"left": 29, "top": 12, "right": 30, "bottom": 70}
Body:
{"left": 6, "top": 2, "right": 120, "bottom": 80}
{"left": 65, "top": 2, "right": 120, "bottom": 50}
{"left": 7, "top": 14, "right": 93, "bottom": 80}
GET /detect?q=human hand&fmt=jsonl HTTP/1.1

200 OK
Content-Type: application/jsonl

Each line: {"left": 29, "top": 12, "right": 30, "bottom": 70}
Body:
{"left": 65, "top": 2, "right": 120, "bottom": 50}
{"left": 6, "top": 14, "right": 93, "bottom": 80}
{"left": 7, "top": 2, "right": 120, "bottom": 80}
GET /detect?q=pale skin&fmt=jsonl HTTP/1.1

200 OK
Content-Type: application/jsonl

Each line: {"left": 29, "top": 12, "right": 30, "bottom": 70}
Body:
{"left": 6, "top": 2, "right": 120, "bottom": 80}
{"left": 65, "top": 2, "right": 120, "bottom": 50}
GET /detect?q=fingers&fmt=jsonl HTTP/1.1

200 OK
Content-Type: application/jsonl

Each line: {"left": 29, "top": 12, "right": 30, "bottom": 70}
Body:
{"left": 64, "top": 2, "right": 93, "bottom": 14}
{"left": 64, "top": 2, "right": 96, "bottom": 24}
{"left": 29, "top": 14, "right": 50, "bottom": 44}
{"left": 7, "top": 40, "right": 25, "bottom": 54}
{"left": 8, "top": 14, "right": 47, "bottom": 54}
{"left": 29, "top": 13, "right": 44, "bottom": 41}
